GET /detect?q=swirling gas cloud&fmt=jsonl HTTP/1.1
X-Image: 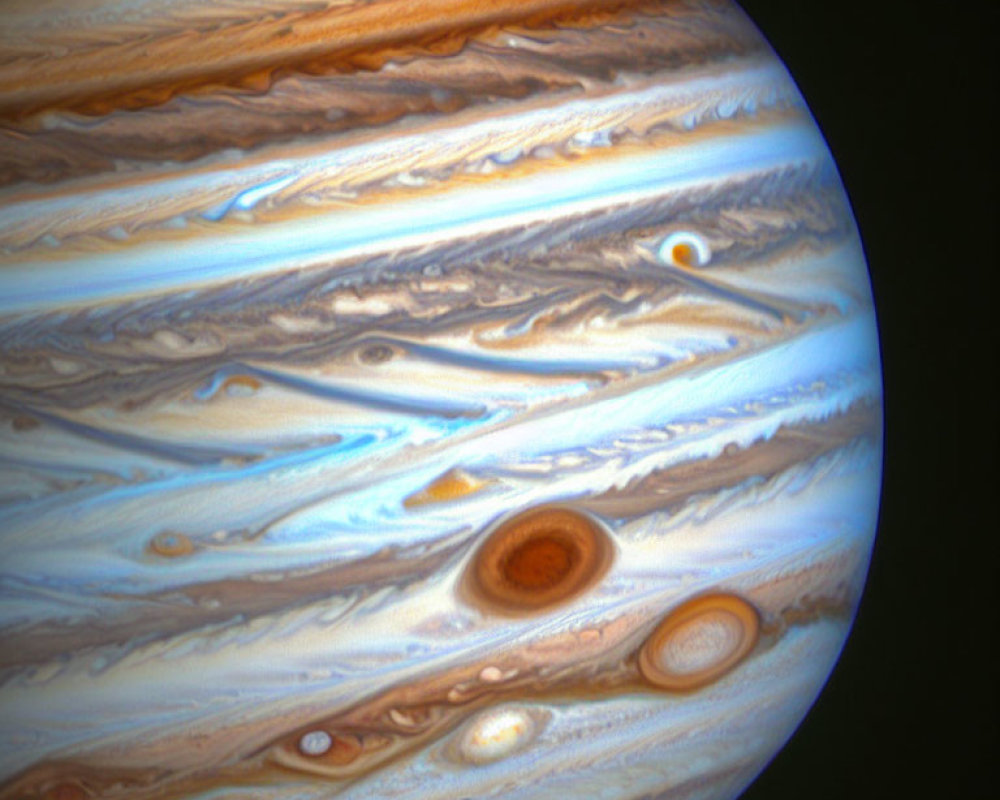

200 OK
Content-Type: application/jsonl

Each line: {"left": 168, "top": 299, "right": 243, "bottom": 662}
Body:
{"left": 0, "top": 1, "right": 881, "bottom": 798}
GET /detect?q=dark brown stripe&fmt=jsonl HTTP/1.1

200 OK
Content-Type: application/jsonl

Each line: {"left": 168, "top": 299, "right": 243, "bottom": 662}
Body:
{"left": 0, "top": 0, "right": 648, "bottom": 121}
{"left": 0, "top": 1, "right": 763, "bottom": 187}
{"left": 580, "top": 401, "right": 882, "bottom": 518}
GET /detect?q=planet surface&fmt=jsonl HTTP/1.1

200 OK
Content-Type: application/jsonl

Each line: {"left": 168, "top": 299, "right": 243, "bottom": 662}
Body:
{"left": 0, "top": 1, "right": 882, "bottom": 799}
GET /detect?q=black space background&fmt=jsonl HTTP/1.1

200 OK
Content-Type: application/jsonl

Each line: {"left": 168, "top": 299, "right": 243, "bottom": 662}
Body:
{"left": 731, "top": 2, "right": 996, "bottom": 798}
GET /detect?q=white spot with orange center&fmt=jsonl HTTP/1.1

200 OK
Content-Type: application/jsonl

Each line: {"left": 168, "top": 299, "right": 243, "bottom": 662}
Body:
{"left": 458, "top": 707, "right": 538, "bottom": 765}
{"left": 658, "top": 231, "right": 712, "bottom": 268}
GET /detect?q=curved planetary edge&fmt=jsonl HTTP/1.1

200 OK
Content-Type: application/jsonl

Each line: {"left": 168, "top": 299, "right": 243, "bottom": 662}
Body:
{"left": 0, "top": 1, "right": 882, "bottom": 799}
{"left": 1, "top": 464, "right": 877, "bottom": 800}
{"left": 0, "top": 149, "right": 878, "bottom": 797}
{"left": 0, "top": 127, "right": 865, "bottom": 547}
{"left": 0, "top": 55, "right": 803, "bottom": 250}
{"left": 0, "top": 111, "right": 822, "bottom": 313}
{"left": 0, "top": 361, "right": 880, "bottom": 799}
{"left": 0, "top": 306, "right": 879, "bottom": 617}
{"left": 0, "top": 61, "right": 806, "bottom": 272}
{"left": 0, "top": 199, "right": 843, "bottom": 382}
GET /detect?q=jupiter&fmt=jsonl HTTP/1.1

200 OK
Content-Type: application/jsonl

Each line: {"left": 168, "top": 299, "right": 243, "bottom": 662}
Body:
{"left": 0, "top": 1, "right": 882, "bottom": 798}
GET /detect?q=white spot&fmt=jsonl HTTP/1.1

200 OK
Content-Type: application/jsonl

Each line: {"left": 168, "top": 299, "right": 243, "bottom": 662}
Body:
{"left": 457, "top": 707, "right": 540, "bottom": 765}
{"left": 492, "top": 147, "right": 522, "bottom": 165}
{"left": 479, "top": 666, "right": 504, "bottom": 683}
{"left": 717, "top": 97, "right": 739, "bottom": 119}
{"left": 153, "top": 330, "right": 189, "bottom": 350}
{"left": 658, "top": 611, "right": 743, "bottom": 675}
{"left": 298, "top": 730, "right": 333, "bottom": 757}
{"left": 658, "top": 231, "right": 712, "bottom": 268}
{"left": 395, "top": 171, "right": 426, "bottom": 187}
{"left": 270, "top": 313, "right": 329, "bottom": 334}
{"left": 389, "top": 708, "right": 418, "bottom": 728}
{"left": 225, "top": 381, "right": 258, "bottom": 398}
{"left": 571, "top": 129, "right": 613, "bottom": 148}
{"left": 330, "top": 294, "right": 396, "bottom": 315}
{"left": 49, "top": 357, "right": 82, "bottom": 375}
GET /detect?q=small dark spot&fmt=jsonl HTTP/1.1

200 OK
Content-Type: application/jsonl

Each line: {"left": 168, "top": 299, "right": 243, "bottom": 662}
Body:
{"left": 12, "top": 415, "right": 40, "bottom": 431}
{"left": 358, "top": 344, "right": 395, "bottom": 365}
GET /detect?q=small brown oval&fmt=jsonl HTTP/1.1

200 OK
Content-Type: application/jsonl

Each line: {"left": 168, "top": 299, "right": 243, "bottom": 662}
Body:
{"left": 358, "top": 344, "right": 395, "bottom": 365}
{"left": 461, "top": 505, "right": 614, "bottom": 616}
{"left": 638, "top": 593, "right": 759, "bottom": 692}
{"left": 325, "top": 734, "right": 364, "bottom": 765}
{"left": 12, "top": 415, "right": 41, "bottom": 432}
{"left": 273, "top": 729, "right": 393, "bottom": 779}
{"left": 148, "top": 531, "right": 194, "bottom": 558}
{"left": 44, "top": 783, "right": 87, "bottom": 800}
